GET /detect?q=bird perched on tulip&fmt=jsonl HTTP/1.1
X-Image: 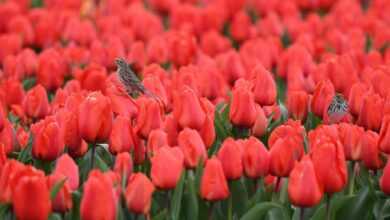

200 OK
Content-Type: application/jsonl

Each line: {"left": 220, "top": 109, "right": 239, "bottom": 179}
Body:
{"left": 325, "top": 93, "right": 349, "bottom": 124}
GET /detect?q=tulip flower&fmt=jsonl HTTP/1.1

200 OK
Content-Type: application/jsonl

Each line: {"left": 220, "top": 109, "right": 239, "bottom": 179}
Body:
{"left": 252, "top": 65, "right": 277, "bottom": 106}
{"left": 125, "top": 173, "right": 155, "bottom": 215}
{"left": 338, "top": 123, "right": 364, "bottom": 161}
{"left": 287, "top": 91, "right": 309, "bottom": 121}
{"left": 380, "top": 158, "right": 390, "bottom": 195}
{"left": 200, "top": 157, "right": 230, "bottom": 201}
{"left": 114, "top": 152, "right": 133, "bottom": 185}
{"left": 361, "top": 131, "right": 383, "bottom": 170}
{"left": 242, "top": 137, "right": 270, "bottom": 179}
{"left": 135, "top": 97, "right": 163, "bottom": 139}
{"left": 288, "top": 156, "right": 323, "bottom": 207}
{"left": 0, "top": 144, "right": 6, "bottom": 171}
{"left": 147, "top": 129, "right": 169, "bottom": 155}
{"left": 217, "top": 138, "right": 243, "bottom": 180}
{"left": 0, "top": 160, "right": 25, "bottom": 203}
{"left": 47, "top": 173, "right": 72, "bottom": 212}
{"left": 0, "top": 120, "right": 16, "bottom": 154}
{"left": 168, "top": 30, "right": 197, "bottom": 67}
{"left": 269, "top": 137, "right": 303, "bottom": 177}
{"left": 229, "top": 83, "right": 257, "bottom": 128}
{"left": 12, "top": 166, "right": 51, "bottom": 220}
{"left": 80, "top": 170, "right": 117, "bottom": 220}
{"left": 78, "top": 91, "right": 113, "bottom": 143}
{"left": 252, "top": 105, "right": 268, "bottom": 137}
{"left": 23, "top": 84, "right": 50, "bottom": 120}
{"left": 379, "top": 116, "right": 390, "bottom": 154}
{"left": 357, "top": 93, "right": 384, "bottom": 131}
{"left": 178, "top": 128, "right": 207, "bottom": 168}
{"left": 348, "top": 83, "right": 369, "bottom": 116}
{"left": 1, "top": 79, "right": 25, "bottom": 107}
{"left": 164, "top": 114, "right": 180, "bottom": 146}
{"left": 54, "top": 154, "right": 79, "bottom": 191}
{"left": 75, "top": 63, "right": 107, "bottom": 92}
{"left": 109, "top": 115, "right": 134, "bottom": 155}
{"left": 311, "top": 80, "right": 335, "bottom": 118}
{"left": 151, "top": 146, "right": 184, "bottom": 190}
{"left": 37, "top": 48, "right": 66, "bottom": 91}
{"left": 31, "top": 116, "right": 65, "bottom": 161}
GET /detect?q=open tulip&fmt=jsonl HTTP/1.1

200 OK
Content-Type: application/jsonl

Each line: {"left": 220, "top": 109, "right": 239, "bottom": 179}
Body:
{"left": 125, "top": 173, "right": 155, "bottom": 215}
{"left": 200, "top": 157, "right": 230, "bottom": 201}
{"left": 288, "top": 156, "right": 323, "bottom": 207}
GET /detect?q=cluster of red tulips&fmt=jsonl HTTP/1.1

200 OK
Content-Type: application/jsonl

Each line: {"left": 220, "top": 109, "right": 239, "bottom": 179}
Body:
{"left": 0, "top": 0, "right": 390, "bottom": 219}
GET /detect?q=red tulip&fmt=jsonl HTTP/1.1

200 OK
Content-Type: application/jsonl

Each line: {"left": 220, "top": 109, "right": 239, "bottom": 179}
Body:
{"left": 114, "top": 152, "right": 133, "bottom": 183}
{"left": 78, "top": 92, "right": 113, "bottom": 143}
{"left": 1, "top": 79, "right": 25, "bottom": 107}
{"left": 80, "top": 170, "right": 117, "bottom": 220}
{"left": 125, "top": 173, "right": 155, "bottom": 215}
{"left": 200, "top": 157, "right": 230, "bottom": 201}
{"left": 269, "top": 137, "right": 304, "bottom": 177}
{"left": 135, "top": 97, "right": 163, "bottom": 139}
{"left": 0, "top": 34, "right": 22, "bottom": 63}
{"left": 311, "top": 80, "right": 335, "bottom": 118}
{"left": 230, "top": 11, "right": 251, "bottom": 42}
{"left": 54, "top": 154, "right": 79, "bottom": 191}
{"left": 338, "top": 123, "right": 364, "bottom": 161}
{"left": 287, "top": 91, "right": 309, "bottom": 121}
{"left": 47, "top": 173, "right": 72, "bottom": 212}
{"left": 379, "top": 115, "right": 390, "bottom": 154}
{"left": 199, "top": 98, "right": 216, "bottom": 148}
{"left": 288, "top": 156, "right": 323, "bottom": 207}
{"left": 217, "top": 138, "right": 243, "bottom": 180}
{"left": 164, "top": 114, "right": 180, "bottom": 146}
{"left": 147, "top": 129, "right": 169, "bottom": 155}
{"left": 348, "top": 83, "right": 369, "bottom": 116}
{"left": 31, "top": 116, "right": 65, "bottom": 161}
{"left": 0, "top": 144, "right": 6, "bottom": 171}
{"left": 0, "top": 160, "right": 24, "bottom": 203}
{"left": 357, "top": 93, "right": 384, "bottom": 131}
{"left": 151, "top": 146, "right": 184, "bottom": 189}
{"left": 252, "top": 65, "right": 277, "bottom": 106}
{"left": 12, "top": 166, "right": 51, "bottom": 220}
{"left": 380, "top": 158, "right": 390, "bottom": 195}
{"left": 242, "top": 137, "right": 270, "bottom": 179}
{"left": 37, "top": 48, "right": 67, "bottom": 91}
{"left": 311, "top": 141, "right": 348, "bottom": 194}
{"left": 23, "top": 84, "right": 50, "bottom": 120}
{"left": 109, "top": 116, "right": 134, "bottom": 155}
{"left": 252, "top": 105, "right": 268, "bottom": 137}
{"left": 361, "top": 131, "right": 383, "bottom": 170}
{"left": 178, "top": 128, "right": 207, "bottom": 169}
{"left": 0, "top": 120, "right": 16, "bottom": 154}
{"left": 74, "top": 63, "right": 107, "bottom": 92}
{"left": 229, "top": 82, "right": 257, "bottom": 127}
{"left": 168, "top": 30, "right": 197, "bottom": 67}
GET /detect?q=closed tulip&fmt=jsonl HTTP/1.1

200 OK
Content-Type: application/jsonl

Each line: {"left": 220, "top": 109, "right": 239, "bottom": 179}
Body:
{"left": 164, "top": 114, "right": 179, "bottom": 146}
{"left": 200, "top": 157, "right": 230, "bottom": 201}
{"left": 54, "top": 154, "right": 79, "bottom": 191}
{"left": 252, "top": 105, "right": 268, "bottom": 137}
{"left": 109, "top": 116, "right": 134, "bottom": 155}
{"left": 242, "top": 137, "right": 270, "bottom": 179}
{"left": 0, "top": 160, "right": 24, "bottom": 203}
{"left": 0, "top": 144, "right": 6, "bottom": 171}
{"left": 47, "top": 173, "right": 72, "bottom": 212}
{"left": 229, "top": 83, "right": 257, "bottom": 127}
{"left": 0, "top": 120, "right": 16, "bottom": 154}
{"left": 379, "top": 116, "right": 390, "bottom": 154}
{"left": 12, "top": 166, "right": 51, "bottom": 220}
{"left": 37, "top": 48, "right": 66, "bottom": 91}
{"left": 338, "top": 123, "right": 364, "bottom": 161}
{"left": 287, "top": 91, "right": 309, "bottom": 121}
{"left": 125, "top": 173, "right": 155, "bottom": 215}
{"left": 361, "top": 131, "right": 383, "bottom": 170}
{"left": 151, "top": 146, "right": 184, "bottom": 189}
{"left": 31, "top": 116, "right": 65, "bottom": 161}
{"left": 173, "top": 86, "right": 206, "bottom": 131}
{"left": 147, "top": 129, "right": 169, "bottom": 156}
{"left": 311, "top": 80, "right": 335, "bottom": 118}
{"left": 348, "top": 83, "right": 369, "bottom": 116}
{"left": 380, "top": 158, "right": 390, "bottom": 195}
{"left": 199, "top": 98, "right": 216, "bottom": 148}
{"left": 75, "top": 63, "right": 107, "bottom": 92}
{"left": 311, "top": 141, "right": 348, "bottom": 194}
{"left": 1, "top": 79, "right": 25, "bottom": 107}
{"left": 80, "top": 170, "right": 117, "bottom": 220}
{"left": 288, "top": 156, "right": 323, "bottom": 207}
{"left": 357, "top": 93, "right": 384, "bottom": 131}
{"left": 135, "top": 97, "right": 163, "bottom": 139}
{"left": 78, "top": 92, "right": 113, "bottom": 143}
{"left": 114, "top": 152, "right": 133, "bottom": 183}
{"left": 252, "top": 65, "right": 277, "bottom": 106}
{"left": 23, "top": 84, "right": 50, "bottom": 120}
{"left": 178, "top": 128, "right": 207, "bottom": 168}
{"left": 269, "top": 137, "right": 304, "bottom": 177}
{"left": 217, "top": 138, "right": 243, "bottom": 180}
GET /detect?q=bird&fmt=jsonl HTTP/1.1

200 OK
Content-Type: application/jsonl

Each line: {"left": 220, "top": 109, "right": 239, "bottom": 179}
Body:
{"left": 326, "top": 93, "right": 349, "bottom": 124}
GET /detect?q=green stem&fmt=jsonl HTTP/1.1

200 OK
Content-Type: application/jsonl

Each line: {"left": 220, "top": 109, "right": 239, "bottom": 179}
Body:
{"left": 326, "top": 194, "right": 332, "bottom": 220}
{"left": 208, "top": 202, "right": 215, "bottom": 220}
{"left": 348, "top": 162, "right": 357, "bottom": 195}
{"left": 300, "top": 207, "right": 305, "bottom": 220}
{"left": 90, "top": 143, "right": 96, "bottom": 171}
{"left": 228, "top": 194, "right": 233, "bottom": 220}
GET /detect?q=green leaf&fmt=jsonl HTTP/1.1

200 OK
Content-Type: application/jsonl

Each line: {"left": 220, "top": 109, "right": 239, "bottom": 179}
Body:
{"left": 365, "top": 34, "right": 373, "bottom": 53}
{"left": 0, "top": 204, "right": 11, "bottom": 219}
{"left": 23, "top": 77, "right": 36, "bottom": 90}
{"left": 240, "top": 202, "right": 289, "bottom": 220}
{"left": 17, "top": 134, "right": 33, "bottom": 163}
{"left": 231, "top": 179, "right": 249, "bottom": 218}
{"left": 336, "top": 187, "right": 376, "bottom": 220}
{"left": 281, "top": 31, "right": 291, "bottom": 49}
{"left": 49, "top": 213, "right": 62, "bottom": 220}
{"left": 186, "top": 173, "right": 199, "bottom": 220}
{"left": 50, "top": 178, "right": 67, "bottom": 200}
{"left": 95, "top": 154, "right": 110, "bottom": 172}
{"left": 68, "top": 191, "right": 81, "bottom": 220}
{"left": 170, "top": 171, "right": 186, "bottom": 220}
{"left": 154, "top": 209, "right": 168, "bottom": 220}
{"left": 310, "top": 194, "right": 355, "bottom": 220}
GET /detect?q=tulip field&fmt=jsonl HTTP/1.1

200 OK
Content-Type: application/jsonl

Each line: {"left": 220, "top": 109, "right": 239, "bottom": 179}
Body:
{"left": 2, "top": 0, "right": 390, "bottom": 219}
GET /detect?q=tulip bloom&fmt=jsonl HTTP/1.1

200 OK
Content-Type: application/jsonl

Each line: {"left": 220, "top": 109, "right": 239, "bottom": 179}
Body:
{"left": 311, "top": 141, "right": 348, "bottom": 194}
{"left": 75, "top": 63, "right": 107, "bottom": 92}
{"left": 348, "top": 83, "right": 369, "bottom": 116}
{"left": 147, "top": 129, "right": 169, "bottom": 155}
{"left": 217, "top": 138, "right": 243, "bottom": 180}
{"left": 0, "top": 120, "right": 16, "bottom": 154}
{"left": 380, "top": 158, "right": 390, "bottom": 195}
{"left": 288, "top": 156, "right": 323, "bottom": 207}
{"left": 379, "top": 116, "right": 390, "bottom": 154}
{"left": 164, "top": 114, "right": 179, "bottom": 146}
{"left": 338, "top": 123, "right": 364, "bottom": 161}
{"left": 242, "top": 137, "right": 270, "bottom": 179}
{"left": 269, "top": 137, "right": 304, "bottom": 177}
{"left": 135, "top": 97, "right": 163, "bottom": 139}
{"left": 311, "top": 80, "right": 335, "bottom": 118}
{"left": 125, "top": 173, "right": 155, "bottom": 215}
{"left": 114, "top": 152, "right": 133, "bottom": 183}
{"left": 357, "top": 93, "right": 384, "bottom": 131}
{"left": 361, "top": 131, "right": 383, "bottom": 170}
{"left": 80, "top": 170, "right": 117, "bottom": 220}
{"left": 23, "top": 84, "right": 50, "bottom": 120}
{"left": 229, "top": 84, "right": 257, "bottom": 127}
{"left": 0, "top": 160, "right": 24, "bottom": 203}
{"left": 287, "top": 91, "right": 309, "bottom": 121}
{"left": 78, "top": 92, "right": 113, "bottom": 143}
{"left": 200, "top": 157, "right": 230, "bottom": 201}
{"left": 178, "top": 128, "right": 207, "bottom": 168}
{"left": 109, "top": 116, "right": 134, "bottom": 155}
{"left": 252, "top": 65, "right": 277, "bottom": 106}
{"left": 54, "top": 154, "right": 79, "bottom": 191}
{"left": 47, "top": 173, "right": 72, "bottom": 212}
{"left": 252, "top": 105, "right": 268, "bottom": 137}
{"left": 31, "top": 116, "right": 65, "bottom": 161}
{"left": 37, "top": 48, "right": 66, "bottom": 91}
{"left": 12, "top": 166, "right": 51, "bottom": 220}
{"left": 151, "top": 147, "right": 184, "bottom": 189}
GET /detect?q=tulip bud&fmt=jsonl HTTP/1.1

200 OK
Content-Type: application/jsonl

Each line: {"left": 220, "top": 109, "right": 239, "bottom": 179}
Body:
{"left": 379, "top": 116, "right": 390, "bottom": 154}
{"left": 178, "top": 128, "right": 207, "bottom": 168}
{"left": 242, "top": 137, "right": 270, "bottom": 179}
{"left": 311, "top": 141, "right": 348, "bottom": 194}
{"left": 269, "top": 137, "right": 303, "bottom": 177}
{"left": 229, "top": 84, "right": 257, "bottom": 128}
{"left": 380, "top": 158, "right": 390, "bottom": 195}
{"left": 78, "top": 92, "right": 113, "bottom": 143}
{"left": 164, "top": 114, "right": 180, "bottom": 146}
{"left": 114, "top": 152, "right": 133, "bottom": 183}
{"left": 1, "top": 79, "right": 25, "bottom": 107}
{"left": 12, "top": 166, "right": 51, "bottom": 220}
{"left": 348, "top": 83, "right": 369, "bottom": 116}
{"left": 252, "top": 105, "right": 268, "bottom": 137}
{"left": 23, "top": 84, "right": 50, "bottom": 120}
{"left": 31, "top": 116, "right": 65, "bottom": 161}
{"left": 287, "top": 91, "right": 309, "bottom": 121}
{"left": 135, "top": 97, "right": 163, "bottom": 139}
{"left": 147, "top": 129, "right": 169, "bottom": 156}
{"left": 80, "top": 170, "right": 117, "bottom": 220}
{"left": 0, "top": 160, "right": 24, "bottom": 203}
{"left": 252, "top": 65, "right": 277, "bottom": 106}
{"left": 217, "top": 138, "right": 243, "bottom": 180}
{"left": 168, "top": 30, "right": 197, "bottom": 67}
{"left": 37, "top": 48, "right": 66, "bottom": 91}
{"left": 125, "top": 173, "right": 155, "bottom": 215}
{"left": 151, "top": 147, "right": 184, "bottom": 190}
{"left": 199, "top": 98, "right": 216, "bottom": 148}
{"left": 357, "top": 93, "right": 384, "bottom": 131}
{"left": 311, "top": 80, "right": 335, "bottom": 118}
{"left": 54, "top": 154, "right": 79, "bottom": 191}
{"left": 0, "top": 144, "right": 6, "bottom": 171}
{"left": 75, "top": 63, "right": 107, "bottom": 92}
{"left": 288, "top": 156, "right": 323, "bottom": 207}
{"left": 200, "top": 157, "right": 230, "bottom": 201}
{"left": 47, "top": 173, "right": 72, "bottom": 212}
{"left": 109, "top": 116, "right": 134, "bottom": 155}
{"left": 361, "top": 131, "right": 383, "bottom": 170}
{"left": 0, "top": 120, "right": 16, "bottom": 154}
{"left": 338, "top": 123, "right": 364, "bottom": 161}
